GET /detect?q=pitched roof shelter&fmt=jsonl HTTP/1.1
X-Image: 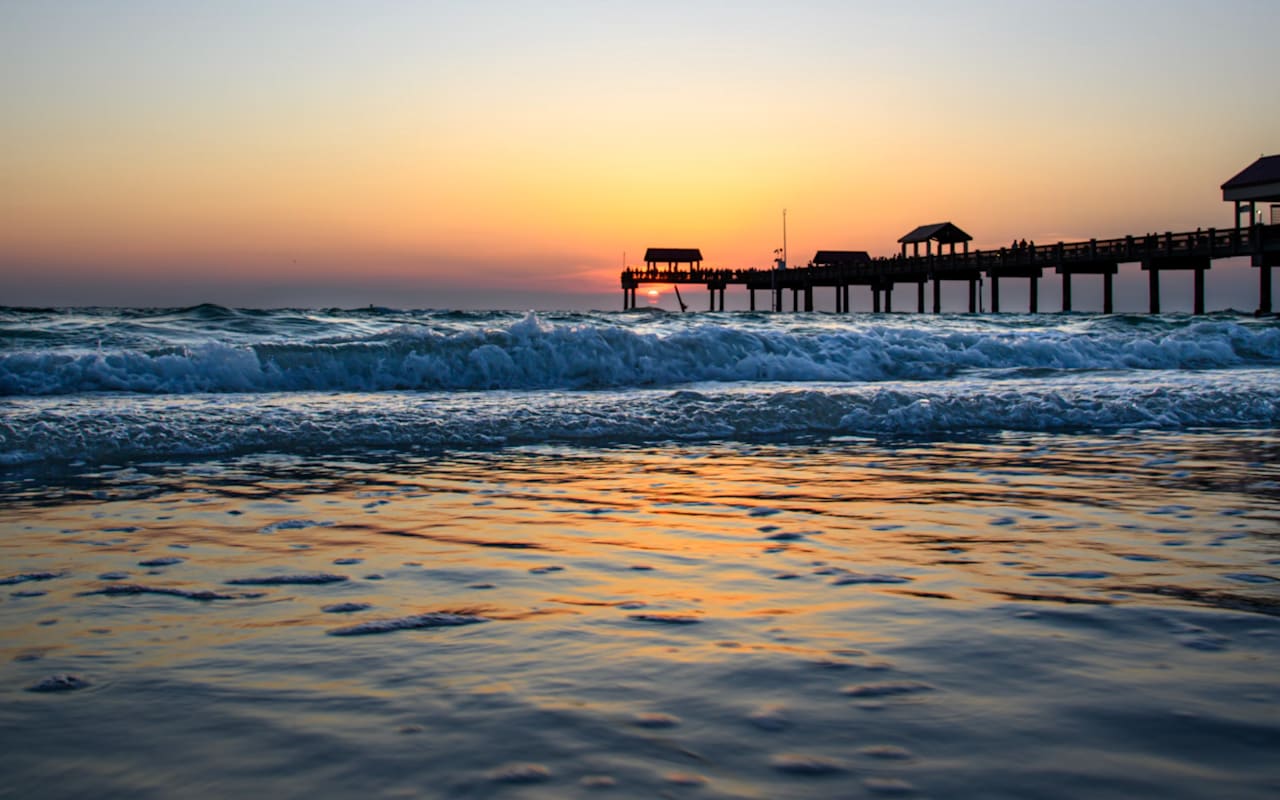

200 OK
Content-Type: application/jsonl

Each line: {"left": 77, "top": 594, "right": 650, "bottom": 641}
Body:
{"left": 644, "top": 248, "right": 702, "bottom": 266}
{"left": 898, "top": 222, "right": 972, "bottom": 257}
{"left": 1222, "top": 155, "right": 1280, "bottom": 229}
{"left": 812, "top": 250, "right": 872, "bottom": 267}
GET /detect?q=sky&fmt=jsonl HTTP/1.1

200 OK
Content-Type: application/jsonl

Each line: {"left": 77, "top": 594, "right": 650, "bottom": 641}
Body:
{"left": 2, "top": 0, "right": 1278, "bottom": 311}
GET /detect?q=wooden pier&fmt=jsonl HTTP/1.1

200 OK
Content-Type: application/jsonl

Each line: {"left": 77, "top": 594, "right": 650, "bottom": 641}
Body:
{"left": 621, "top": 156, "right": 1280, "bottom": 315}
{"left": 622, "top": 223, "right": 1279, "bottom": 315}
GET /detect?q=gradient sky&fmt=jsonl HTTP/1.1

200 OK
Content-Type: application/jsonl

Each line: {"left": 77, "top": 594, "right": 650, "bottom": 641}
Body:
{"left": 3, "top": 0, "right": 1278, "bottom": 310}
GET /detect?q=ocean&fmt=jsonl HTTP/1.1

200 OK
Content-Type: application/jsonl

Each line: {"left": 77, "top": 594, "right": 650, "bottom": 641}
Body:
{"left": 2, "top": 305, "right": 1278, "bottom": 799}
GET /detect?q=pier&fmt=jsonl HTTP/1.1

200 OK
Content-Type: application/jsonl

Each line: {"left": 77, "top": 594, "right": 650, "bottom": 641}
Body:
{"left": 621, "top": 155, "right": 1280, "bottom": 315}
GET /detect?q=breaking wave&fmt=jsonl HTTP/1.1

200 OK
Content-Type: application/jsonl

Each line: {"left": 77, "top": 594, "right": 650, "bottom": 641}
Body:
{"left": 2, "top": 310, "right": 1278, "bottom": 396}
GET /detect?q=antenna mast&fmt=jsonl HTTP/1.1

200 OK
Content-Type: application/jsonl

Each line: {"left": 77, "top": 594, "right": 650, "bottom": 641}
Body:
{"left": 782, "top": 209, "right": 788, "bottom": 270}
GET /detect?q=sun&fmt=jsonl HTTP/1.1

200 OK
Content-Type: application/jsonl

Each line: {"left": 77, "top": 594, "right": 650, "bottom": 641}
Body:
{"left": 647, "top": 289, "right": 660, "bottom": 298}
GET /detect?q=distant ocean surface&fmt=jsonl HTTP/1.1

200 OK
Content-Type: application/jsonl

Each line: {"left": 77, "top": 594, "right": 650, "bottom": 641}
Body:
{"left": 2, "top": 305, "right": 1278, "bottom": 798}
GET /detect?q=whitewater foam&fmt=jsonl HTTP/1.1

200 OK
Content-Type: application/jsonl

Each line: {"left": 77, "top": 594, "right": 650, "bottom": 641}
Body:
{"left": 3, "top": 310, "right": 1277, "bottom": 396}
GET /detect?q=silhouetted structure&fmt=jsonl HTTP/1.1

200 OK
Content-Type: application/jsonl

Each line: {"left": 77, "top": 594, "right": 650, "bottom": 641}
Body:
{"left": 622, "top": 248, "right": 705, "bottom": 309}
{"left": 1222, "top": 154, "right": 1280, "bottom": 313}
{"left": 1223, "top": 155, "right": 1280, "bottom": 229}
{"left": 644, "top": 248, "right": 703, "bottom": 268}
{"left": 620, "top": 160, "right": 1280, "bottom": 315}
{"left": 812, "top": 250, "right": 872, "bottom": 267}
{"left": 898, "top": 222, "right": 972, "bottom": 257}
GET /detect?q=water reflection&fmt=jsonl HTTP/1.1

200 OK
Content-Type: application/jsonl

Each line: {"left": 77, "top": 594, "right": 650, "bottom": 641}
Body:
{"left": 1, "top": 430, "right": 1278, "bottom": 798}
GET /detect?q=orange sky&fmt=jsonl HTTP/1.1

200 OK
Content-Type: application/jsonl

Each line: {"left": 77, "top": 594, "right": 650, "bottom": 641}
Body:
{"left": 2, "top": 2, "right": 1277, "bottom": 308}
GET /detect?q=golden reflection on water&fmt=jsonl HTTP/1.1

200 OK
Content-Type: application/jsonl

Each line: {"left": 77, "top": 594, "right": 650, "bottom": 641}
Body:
{"left": 4, "top": 431, "right": 1276, "bottom": 664}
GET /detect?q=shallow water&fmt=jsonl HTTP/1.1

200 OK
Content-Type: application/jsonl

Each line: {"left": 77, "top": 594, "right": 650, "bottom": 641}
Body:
{"left": 3, "top": 430, "right": 1278, "bottom": 799}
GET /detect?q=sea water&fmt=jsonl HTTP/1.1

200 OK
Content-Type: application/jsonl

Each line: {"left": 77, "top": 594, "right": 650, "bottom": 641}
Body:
{"left": 1, "top": 306, "right": 1278, "bottom": 798}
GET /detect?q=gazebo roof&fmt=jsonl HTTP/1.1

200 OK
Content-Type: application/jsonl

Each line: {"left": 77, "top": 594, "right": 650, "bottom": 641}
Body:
{"left": 812, "top": 250, "right": 872, "bottom": 267}
{"left": 898, "top": 222, "right": 972, "bottom": 245}
{"left": 644, "top": 248, "right": 702, "bottom": 263}
{"left": 1222, "top": 155, "right": 1280, "bottom": 202}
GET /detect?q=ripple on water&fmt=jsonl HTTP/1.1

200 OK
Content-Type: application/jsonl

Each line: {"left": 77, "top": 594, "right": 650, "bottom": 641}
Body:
{"left": 327, "top": 611, "right": 489, "bottom": 636}
{"left": 630, "top": 712, "right": 680, "bottom": 729}
{"left": 769, "top": 753, "right": 847, "bottom": 775}
{"left": 27, "top": 674, "right": 91, "bottom": 692}
{"left": 488, "top": 763, "right": 552, "bottom": 784}
{"left": 628, "top": 613, "right": 702, "bottom": 625}
{"left": 841, "top": 681, "right": 936, "bottom": 698}
{"left": 830, "top": 572, "right": 914, "bottom": 586}
{"left": 0, "top": 572, "right": 63, "bottom": 586}
{"left": 859, "top": 744, "right": 914, "bottom": 760}
{"left": 1223, "top": 573, "right": 1278, "bottom": 584}
{"left": 225, "top": 573, "right": 349, "bottom": 585}
{"left": 747, "top": 703, "right": 791, "bottom": 731}
{"left": 138, "top": 557, "right": 184, "bottom": 567}
{"left": 321, "top": 602, "right": 372, "bottom": 614}
{"left": 260, "top": 519, "right": 332, "bottom": 534}
{"left": 1172, "top": 623, "right": 1231, "bottom": 652}
{"left": 80, "top": 584, "right": 239, "bottom": 601}
{"left": 864, "top": 776, "right": 918, "bottom": 795}
{"left": 579, "top": 775, "right": 616, "bottom": 788}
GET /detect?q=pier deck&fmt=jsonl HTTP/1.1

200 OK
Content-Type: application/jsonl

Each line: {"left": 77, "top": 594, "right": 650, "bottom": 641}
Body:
{"left": 621, "top": 223, "right": 1280, "bottom": 314}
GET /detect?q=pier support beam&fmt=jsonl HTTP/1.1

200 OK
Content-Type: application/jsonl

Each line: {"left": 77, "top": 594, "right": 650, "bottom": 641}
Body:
{"left": 917, "top": 281, "right": 926, "bottom": 313}
{"left": 968, "top": 279, "right": 977, "bottom": 313}
{"left": 1257, "top": 253, "right": 1276, "bottom": 315}
{"left": 749, "top": 288, "right": 756, "bottom": 312}
{"left": 990, "top": 276, "right": 1000, "bottom": 313}
{"left": 932, "top": 277, "right": 942, "bottom": 314}
{"left": 1057, "top": 263, "right": 1117, "bottom": 314}
{"left": 804, "top": 284, "right": 814, "bottom": 312}
{"left": 884, "top": 284, "right": 893, "bottom": 313}
{"left": 1029, "top": 276, "right": 1039, "bottom": 313}
{"left": 774, "top": 286, "right": 783, "bottom": 313}
{"left": 872, "top": 286, "right": 881, "bottom": 313}
{"left": 1143, "top": 255, "right": 1210, "bottom": 314}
